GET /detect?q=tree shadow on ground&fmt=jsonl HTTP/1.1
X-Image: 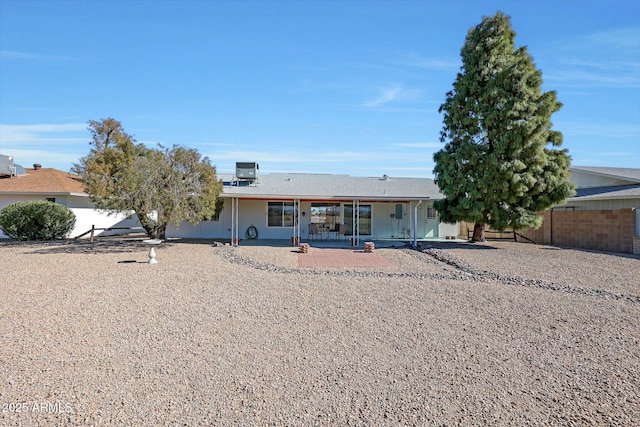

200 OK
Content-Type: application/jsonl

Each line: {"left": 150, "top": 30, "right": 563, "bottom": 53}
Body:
{"left": 541, "top": 244, "right": 640, "bottom": 260}
{"left": 418, "top": 241, "right": 498, "bottom": 250}
{"left": 431, "top": 239, "right": 639, "bottom": 260}
{"left": 6, "top": 237, "right": 227, "bottom": 255}
{"left": 3, "top": 238, "right": 177, "bottom": 255}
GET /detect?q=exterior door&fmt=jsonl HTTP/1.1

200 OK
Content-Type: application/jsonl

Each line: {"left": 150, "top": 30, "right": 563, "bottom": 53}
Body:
{"left": 344, "top": 204, "right": 371, "bottom": 236}
{"left": 424, "top": 203, "right": 439, "bottom": 238}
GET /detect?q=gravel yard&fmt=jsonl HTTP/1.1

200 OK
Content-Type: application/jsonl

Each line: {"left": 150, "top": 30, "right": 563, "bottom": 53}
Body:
{"left": 1, "top": 239, "right": 638, "bottom": 425}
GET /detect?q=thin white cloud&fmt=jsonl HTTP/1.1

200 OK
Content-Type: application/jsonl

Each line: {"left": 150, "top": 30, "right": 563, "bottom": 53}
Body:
{"left": 208, "top": 149, "right": 378, "bottom": 164}
{"left": 362, "top": 84, "right": 423, "bottom": 108}
{"left": 559, "top": 121, "right": 640, "bottom": 139}
{"left": 0, "top": 50, "right": 75, "bottom": 61}
{"left": 547, "top": 27, "right": 640, "bottom": 88}
{"left": 393, "top": 142, "right": 443, "bottom": 149}
{"left": 0, "top": 123, "right": 87, "bottom": 145}
{"left": 0, "top": 148, "right": 79, "bottom": 170}
{"left": 600, "top": 151, "right": 638, "bottom": 157}
{"left": 399, "top": 51, "right": 459, "bottom": 71}
{"left": 587, "top": 28, "right": 640, "bottom": 50}
{"left": 202, "top": 143, "right": 438, "bottom": 176}
{"left": 0, "top": 123, "right": 89, "bottom": 170}
{"left": 547, "top": 70, "right": 640, "bottom": 88}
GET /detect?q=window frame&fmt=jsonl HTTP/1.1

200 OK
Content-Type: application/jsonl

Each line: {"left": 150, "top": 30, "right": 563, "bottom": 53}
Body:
{"left": 309, "top": 203, "right": 341, "bottom": 228}
{"left": 344, "top": 204, "right": 372, "bottom": 236}
{"left": 267, "top": 201, "right": 295, "bottom": 227}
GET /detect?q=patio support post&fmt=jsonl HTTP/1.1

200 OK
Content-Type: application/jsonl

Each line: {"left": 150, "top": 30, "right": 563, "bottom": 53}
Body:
{"left": 231, "top": 197, "right": 239, "bottom": 246}
{"left": 293, "top": 198, "right": 301, "bottom": 245}
{"left": 413, "top": 200, "right": 422, "bottom": 248}
{"left": 352, "top": 199, "right": 360, "bottom": 246}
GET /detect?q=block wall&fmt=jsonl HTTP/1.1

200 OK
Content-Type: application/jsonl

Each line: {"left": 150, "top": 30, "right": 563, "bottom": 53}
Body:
{"left": 521, "top": 208, "right": 637, "bottom": 254}
{"left": 459, "top": 209, "right": 637, "bottom": 254}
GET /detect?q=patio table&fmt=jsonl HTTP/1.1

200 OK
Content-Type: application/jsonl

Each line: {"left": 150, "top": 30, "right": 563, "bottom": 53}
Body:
{"left": 317, "top": 226, "right": 330, "bottom": 240}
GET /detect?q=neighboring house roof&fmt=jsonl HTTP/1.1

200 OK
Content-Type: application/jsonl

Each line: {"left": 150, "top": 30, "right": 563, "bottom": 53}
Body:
{"left": 0, "top": 168, "right": 86, "bottom": 195}
{"left": 571, "top": 184, "right": 640, "bottom": 201}
{"left": 567, "top": 166, "right": 640, "bottom": 202}
{"left": 570, "top": 166, "right": 640, "bottom": 183}
{"left": 222, "top": 173, "right": 443, "bottom": 201}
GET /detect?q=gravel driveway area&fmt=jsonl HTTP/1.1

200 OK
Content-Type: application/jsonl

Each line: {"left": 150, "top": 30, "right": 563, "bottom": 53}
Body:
{"left": 1, "top": 239, "right": 638, "bottom": 425}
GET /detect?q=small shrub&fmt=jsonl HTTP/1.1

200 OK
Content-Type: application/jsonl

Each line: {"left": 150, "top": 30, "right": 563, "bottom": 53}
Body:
{"left": 0, "top": 200, "right": 76, "bottom": 240}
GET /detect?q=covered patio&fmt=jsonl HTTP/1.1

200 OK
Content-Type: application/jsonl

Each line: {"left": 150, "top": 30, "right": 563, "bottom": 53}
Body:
{"left": 228, "top": 237, "right": 466, "bottom": 249}
{"left": 221, "top": 171, "right": 459, "bottom": 247}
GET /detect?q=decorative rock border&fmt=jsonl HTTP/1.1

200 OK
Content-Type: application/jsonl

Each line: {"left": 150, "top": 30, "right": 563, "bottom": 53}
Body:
{"left": 213, "top": 245, "right": 640, "bottom": 304}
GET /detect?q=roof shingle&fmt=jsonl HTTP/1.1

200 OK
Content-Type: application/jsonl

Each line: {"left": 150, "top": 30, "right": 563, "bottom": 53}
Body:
{"left": 0, "top": 168, "right": 86, "bottom": 194}
{"left": 222, "top": 173, "right": 443, "bottom": 200}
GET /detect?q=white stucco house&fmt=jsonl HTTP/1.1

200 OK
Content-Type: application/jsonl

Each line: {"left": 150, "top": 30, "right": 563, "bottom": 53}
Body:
{"left": 1, "top": 157, "right": 457, "bottom": 244}
{"left": 0, "top": 156, "right": 139, "bottom": 239}
{"left": 167, "top": 163, "right": 459, "bottom": 244}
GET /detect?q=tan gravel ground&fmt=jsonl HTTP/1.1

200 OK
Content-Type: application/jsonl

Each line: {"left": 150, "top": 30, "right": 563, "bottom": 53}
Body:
{"left": 0, "top": 239, "right": 638, "bottom": 426}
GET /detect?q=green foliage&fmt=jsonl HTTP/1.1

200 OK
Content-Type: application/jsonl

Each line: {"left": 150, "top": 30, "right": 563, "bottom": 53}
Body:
{"left": 433, "top": 12, "right": 575, "bottom": 237}
{"left": 72, "top": 118, "right": 224, "bottom": 239}
{"left": 0, "top": 200, "right": 76, "bottom": 240}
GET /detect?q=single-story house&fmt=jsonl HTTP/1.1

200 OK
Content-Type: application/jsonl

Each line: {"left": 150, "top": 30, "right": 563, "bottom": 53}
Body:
{"left": 167, "top": 163, "right": 459, "bottom": 244}
{"left": 566, "top": 166, "right": 640, "bottom": 211}
{"left": 0, "top": 155, "right": 139, "bottom": 239}
{"left": 519, "top": 166, "right": 640, "bottom": 254}
{"left": 2, "top": 157, "right": 458, "bottom": 244}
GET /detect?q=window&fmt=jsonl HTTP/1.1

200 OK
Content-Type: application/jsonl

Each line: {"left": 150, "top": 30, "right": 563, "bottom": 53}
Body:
{"left": 344, "top": 204, "right": 371, "bottom": 235}
{"left": 46, "top": 197, "right": 56, "bottom": 203}
{"left": 268, "top": 202, "right": 295, "bottom": 227}
{"left": 427, "top": 206, "right": 437, "bottom": 219}
{"left": 310, "top": 203, "right": 340, "bottom": 228}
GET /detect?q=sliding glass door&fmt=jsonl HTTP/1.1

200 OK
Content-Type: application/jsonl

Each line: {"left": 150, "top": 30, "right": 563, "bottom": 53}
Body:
{"left": 344, "top": 204, "right": 371, "bottom": 235}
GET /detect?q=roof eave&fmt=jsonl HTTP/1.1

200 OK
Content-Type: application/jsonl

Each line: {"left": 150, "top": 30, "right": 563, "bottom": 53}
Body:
{"left": 221, "top": 193, "right": 433, "bottom": 201}
{"left": 0, "top": 191, "right": 88, "bottom": 196}
{"left": 570, "top": 167, "right": 640, "bottom": 184}
{"left": 568, "top": 195, "right": 640, "bottom": 202}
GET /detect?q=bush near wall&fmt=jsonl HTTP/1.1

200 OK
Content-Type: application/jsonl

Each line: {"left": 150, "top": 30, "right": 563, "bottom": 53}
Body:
{"left": 0, "top": 200, "right": 76, "bottom": 241}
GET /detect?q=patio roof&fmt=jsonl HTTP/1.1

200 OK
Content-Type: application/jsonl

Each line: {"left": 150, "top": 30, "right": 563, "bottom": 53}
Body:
{"left": 221, "top": 173, "right": 443, "bottom": 201}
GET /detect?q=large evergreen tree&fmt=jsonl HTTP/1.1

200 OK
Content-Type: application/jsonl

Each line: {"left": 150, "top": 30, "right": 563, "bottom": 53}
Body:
{"left": 72, "top": 118, "right": 223, "bottom": 239}
{"left": 434, "top": 12, "right": 574, "bottom": 242}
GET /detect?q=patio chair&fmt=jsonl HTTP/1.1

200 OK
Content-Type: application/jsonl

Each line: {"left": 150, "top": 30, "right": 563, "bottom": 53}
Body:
{"left": 335, "top": 223, "right": 348, "bottom": 241}
{"left": 307, "top": 223, "right": 319, "bottom": 241}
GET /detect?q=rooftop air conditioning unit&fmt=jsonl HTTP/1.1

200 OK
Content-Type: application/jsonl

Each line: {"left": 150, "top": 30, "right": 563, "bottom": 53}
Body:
{"left": 0, "top": 154, "right": 27, "bottom": 176}
{"left": 236, "top": 162, "right": 259, "bottom": 182}
{"left": 0, "top": 154, "right": 14, "bottom": 175}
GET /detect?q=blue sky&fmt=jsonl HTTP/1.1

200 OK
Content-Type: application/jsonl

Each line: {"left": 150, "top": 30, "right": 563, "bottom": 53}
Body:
{"left": 1, "top": 0, "right": 638, "bottom": 178}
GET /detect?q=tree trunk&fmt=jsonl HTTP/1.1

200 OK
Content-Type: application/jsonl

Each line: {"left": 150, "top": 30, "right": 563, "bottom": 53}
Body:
{"left": 155, "top": 224, "right": 167, "bottom": 240}
{"left": 471, "top": 223, "right": 486, "bottom": 242}
{"left": 144, "top": 224, "right": 167, "bottom": 240}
